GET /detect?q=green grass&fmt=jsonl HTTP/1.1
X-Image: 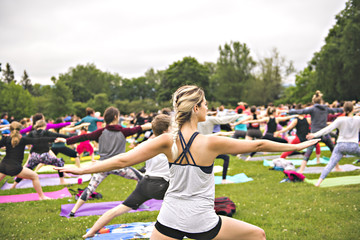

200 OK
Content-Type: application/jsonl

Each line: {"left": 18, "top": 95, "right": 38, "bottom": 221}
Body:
{"left": 1, "top": 150, "right": 360, "bottom": 240}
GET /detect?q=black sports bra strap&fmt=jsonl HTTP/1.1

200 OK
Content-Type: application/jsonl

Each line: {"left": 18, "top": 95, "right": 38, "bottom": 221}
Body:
{"left": 174, "top": 131, "right": 199, "bottom": 165}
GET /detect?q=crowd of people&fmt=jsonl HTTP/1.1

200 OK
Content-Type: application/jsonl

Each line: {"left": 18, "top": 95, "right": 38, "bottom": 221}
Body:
{"left": 1, "top": 87, "right": 360, "bottom": 239}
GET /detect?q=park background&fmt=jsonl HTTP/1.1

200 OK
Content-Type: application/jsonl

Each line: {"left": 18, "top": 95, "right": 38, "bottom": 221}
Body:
{"left": 1, "top": 0, "right": 360, "bottom": 239}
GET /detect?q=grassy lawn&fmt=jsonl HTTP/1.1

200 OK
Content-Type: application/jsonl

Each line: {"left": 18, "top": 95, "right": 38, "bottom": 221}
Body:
{"left": 0, "top": 149, "right": 359, "bottom": 240}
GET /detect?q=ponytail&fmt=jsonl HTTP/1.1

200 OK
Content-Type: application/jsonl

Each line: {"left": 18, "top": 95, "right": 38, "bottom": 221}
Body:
{"left": 343, "top": 101, "right": 353, "bottom": 116}
{"left": 10, "top": 121, "right": 22, "bottom": 148}
{"left": 312, "top": 90, "right": 323, "bottom": 104}
{"left": 171, "top": 85, "right": 205, "bottom": 159}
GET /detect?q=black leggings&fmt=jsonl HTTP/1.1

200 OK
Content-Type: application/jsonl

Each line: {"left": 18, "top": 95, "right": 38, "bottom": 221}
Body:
{"left": 51, "top": 146, "right": 78, "bottom": 158}
{"left": 249, "top": 133, "right": 288, "bottom": 157}
{"left": 304, "top": 134, "right": 334, "bottom": 161}
{"left": 216, "top": 154, "right": 230, "bottom": 180}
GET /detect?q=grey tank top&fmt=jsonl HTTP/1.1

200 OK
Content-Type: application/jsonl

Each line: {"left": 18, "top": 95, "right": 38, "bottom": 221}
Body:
{"left": 157, "top": 131, "right": 219, "bottom": 233}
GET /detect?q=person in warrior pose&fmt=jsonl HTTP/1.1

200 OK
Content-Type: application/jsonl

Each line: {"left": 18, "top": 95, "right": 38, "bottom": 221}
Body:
{"left": 288, "top": 90, "right": 343, "bottom": 173}
{"left": 0, "top": 122, "right": 66, "bottom": 200}
{"left": 65, "top": 106, "right": 151, "bottom": 217}
{"left": 82, "top": 114, "right": 171, "bottom": 238}
{"left": 57, "top": 85, "right": 318, "bottom": 240}
{"left": 307, "top": 102, "right": 360, "bottom": 186}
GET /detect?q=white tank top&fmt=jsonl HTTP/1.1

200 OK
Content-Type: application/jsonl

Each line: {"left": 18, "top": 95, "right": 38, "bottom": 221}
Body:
{"left": 157, "top": 132, "right": 219, "bottom": 233}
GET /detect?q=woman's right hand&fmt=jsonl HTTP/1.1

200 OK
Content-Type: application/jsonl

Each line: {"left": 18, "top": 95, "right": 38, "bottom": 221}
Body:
{"left": 295, "top": 139, "right": 320, "bottom": 151}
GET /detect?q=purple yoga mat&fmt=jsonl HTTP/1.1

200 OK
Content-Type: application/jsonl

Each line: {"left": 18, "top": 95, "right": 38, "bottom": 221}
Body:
{"left": 0, "top": 187, "right": 72, "bottom": 203}
{"left": 60, "top": 199, "right": 163, "bottom": 218}
{"left": 1, "top": 174, "right": 92, "bottom": 190}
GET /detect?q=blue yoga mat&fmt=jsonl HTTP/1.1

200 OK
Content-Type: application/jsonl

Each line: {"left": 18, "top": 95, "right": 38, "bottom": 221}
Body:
{"left": 263, "top": 157, "right": 330, "bottom": 167}
{"left": 85, "top": 222, "right": 155, "bottom": 239}
{"left": 214, "top": 173, "right": 253, "bottom": 184}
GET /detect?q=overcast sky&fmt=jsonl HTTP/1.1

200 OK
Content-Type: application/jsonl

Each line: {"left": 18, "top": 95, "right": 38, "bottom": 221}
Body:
{"left": 0, "top": 0, "right": 347, "bottom": 85}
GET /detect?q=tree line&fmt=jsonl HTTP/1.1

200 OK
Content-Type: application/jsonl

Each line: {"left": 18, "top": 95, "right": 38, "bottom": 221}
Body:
{"left": 1, "top": 0, "right": 359, "bottom": 120}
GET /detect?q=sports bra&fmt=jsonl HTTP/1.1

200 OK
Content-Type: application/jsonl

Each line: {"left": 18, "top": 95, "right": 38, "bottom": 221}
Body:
{"left": 267, "top": 117, "right": 277, "bottom": 134}
{"left": 170, "top": 131, "right": 213, "bottom": 174}
{"left": 248, "top": 114, "right": 260, "bottom": 129}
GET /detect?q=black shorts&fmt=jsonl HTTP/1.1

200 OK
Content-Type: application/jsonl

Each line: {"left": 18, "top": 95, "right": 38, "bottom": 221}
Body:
{"left": 0, "top": 162, "right": 23, "bottom": 176}
{"left": 122, "top": 175, "right": 169, "bottom": 209}
{"left": 155, "top": 216, "right": 222, "bottom": 240}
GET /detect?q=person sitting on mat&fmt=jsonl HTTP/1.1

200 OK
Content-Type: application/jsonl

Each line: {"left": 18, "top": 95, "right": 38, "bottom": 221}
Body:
{"left": 82, "top": 114, "right": 171, "bottom": 239}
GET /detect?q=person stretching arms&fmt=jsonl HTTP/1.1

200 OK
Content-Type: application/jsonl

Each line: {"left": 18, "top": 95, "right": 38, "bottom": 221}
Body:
{"left": 307, "top": 102, "right": 360, "bottom": 187}
{"left": 65, "top": 106, "right": 151, "bottom": 217}
{"left": 57, "top": 85, "right": 319, "bottom": 240}
{"left": 82, "top": 114, "right": 171, "bottom": 239}
{"left": 0, "top": 122, "right": 65, "bottom": 200}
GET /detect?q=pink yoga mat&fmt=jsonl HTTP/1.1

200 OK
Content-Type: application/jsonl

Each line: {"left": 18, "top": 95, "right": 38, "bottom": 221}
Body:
{"left": 1, "top": 174, "right": 92, "bottom": 190}
{"left": 0, "top": 187, "right": 72, "bottom": 203}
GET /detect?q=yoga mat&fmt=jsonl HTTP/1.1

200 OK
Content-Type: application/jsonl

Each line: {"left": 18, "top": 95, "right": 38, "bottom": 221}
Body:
{"left": 301, "top": 164, "right": 360, "bottom": 174}
{"left": 305, "top": 175, "right": 360, "bottom": 187}
{"left": 214, "top": 173, "right": 253, "bottom": 184}
{"left": 36, "top": 161, "right": 93, "bottom": 173}
{"left": 0, "top": 187, "right": 71, "bottom": 203}
{"left": 0, "top": 174, "right": 92, "bottom": 190}
{"left": 60, "top": 199, "right": 163, "bottom": 218}
{"left": 70, "top": 155, "right": 100, "bottom": 162}
{"left": 244, "top": 154, "right": 282, "bottom": 161}
{"left": 86, "top": 222, "right": 155, "bottom": 240}
{"left": 263, "top": 157, "right": 330, "bottom": 167}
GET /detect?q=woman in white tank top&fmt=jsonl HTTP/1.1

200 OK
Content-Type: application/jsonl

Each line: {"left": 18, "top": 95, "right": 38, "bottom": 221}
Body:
{"left": 57, "top": 85, "right": 319, "bottom": 240}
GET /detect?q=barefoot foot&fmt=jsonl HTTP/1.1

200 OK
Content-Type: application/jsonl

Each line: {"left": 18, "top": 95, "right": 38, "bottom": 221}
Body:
{"left": 221, "top": 179, "right": 234, "bottom": 184}
{"left": 39, "top": 196, "right": 52, "bottom": 200}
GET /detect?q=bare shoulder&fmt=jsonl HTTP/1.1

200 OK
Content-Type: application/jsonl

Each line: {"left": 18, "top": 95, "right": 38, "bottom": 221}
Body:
{"left": 155, "top": 133, "right": 174, "bottom": 147}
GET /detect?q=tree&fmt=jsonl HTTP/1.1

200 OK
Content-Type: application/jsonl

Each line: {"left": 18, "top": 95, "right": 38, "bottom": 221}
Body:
{"left": 56, "top": 63, "right": 110, "bottom": 102}
{"left": 278, "top": 67, "right": 317, "bottom": 104}
{"left": 254, "top": 48, "right": 295, "bottom": 105}
{"left": 312, "top": 0, "right": 360, "bottom": 101}
{"left": 20, "top": 70, "right": 33, "bottom": 93}
{"left": 210, "top": 42, "right": 256, "bottom": 105}
{"left": 87, "top": 93, "right": 110, "bottom": 114}
{"left": 157, "top": 57, "right": 210, "bottom": 102}
{"left": 0, "top": 82, "right": 34, "bottom": 119}
{"left": 47, "top": 81, "right": 74, "bottom": 118}
{"left": 2, "top": 63, "right": 16, "bottom": 84}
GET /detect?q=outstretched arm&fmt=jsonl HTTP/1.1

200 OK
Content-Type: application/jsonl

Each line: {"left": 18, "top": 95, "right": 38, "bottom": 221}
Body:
{"left": 275, "top": 115, "right": 298, "bottom": 123}
{"left": 243, "top": 117, "right": 268, "bottom": 124}
{"left": 60, "top": 122, "right": 90, "bottom": 134}
{"left": 307, "top": 118, "right": 340, "bottom": 140}
{"left": 209, "top": 135, "right": 319, "bottom": 156}
{"left": 274, "top": 119, "right": 298, "bottom": 137}
{"left": 56, "top": 133, "right": 172, "bottom": 175}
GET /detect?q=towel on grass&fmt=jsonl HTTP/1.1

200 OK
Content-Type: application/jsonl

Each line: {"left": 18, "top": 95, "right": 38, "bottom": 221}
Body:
{"left": 214, "top": 173, "right": 253, "bottom": 184}
{"left": 0, "top": 187, "right": 71, "bottom": 203}
{"left": 85, "top": 222, "right": 155, "bottom": 240}
{"left": 305, "top": 175, "right": 360, "bottom": 187}
{"left": 60, "top": 199, "right": 163, "bottom": 218}
{"left": 1, "top": 174, "right": 92, "bottom": 190}
{"left": 301, "top": 164, "right": 360, "bottom": 174}
{"left": 263, "top": 157, "right": 330, "bottom": 167}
